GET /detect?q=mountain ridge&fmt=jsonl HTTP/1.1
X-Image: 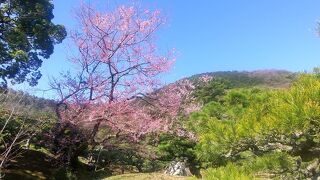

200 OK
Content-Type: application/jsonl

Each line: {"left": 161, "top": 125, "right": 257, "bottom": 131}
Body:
{"left": 185, "top": 69, "right": 296, "bottom": 88}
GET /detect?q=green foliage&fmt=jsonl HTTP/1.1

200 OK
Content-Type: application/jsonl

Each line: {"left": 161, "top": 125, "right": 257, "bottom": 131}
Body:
{"left": 203, "top": 163, "right": 253, "bottom": 180}
{"left": 188, "top": 72, "right": 320, "bottom": 178}
{"left": 157, "top": 134, "right": 197, "bottom": 162}
{"left": 0, "top": 108, "right": 55, "bottom": 145}
{"left": 189, "top": 88, "right": 271, "bottom": 165}
{"left": 191, "top": 70, "right": 295, "bottom": 89}
{"left": 156, "top": 133, "right": 203, "bottom": 176}
{"left": 194, "top": 78, "right": 230, "bottom": 104}
{"left": 0, "top": 89, "right": 57, "bottom": 173}
{"left": 0, "top": 89, "right": 57, "bottom": 145}
{"left": 0, "top": 0, "right": 66, "bottom": 87}
{"left": 202, "top": 152, "right": 296, "bottom": 180}
{"left": 89, "top": 148, "right": 146, "bottom": 171}
{"left": 241, "top": 152, "right": 296, "bottom": 174}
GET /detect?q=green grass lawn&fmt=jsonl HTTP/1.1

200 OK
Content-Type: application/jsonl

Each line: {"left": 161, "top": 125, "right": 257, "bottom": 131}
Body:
{"left": 104, "top": 173, "right": 192, "bottom": 180}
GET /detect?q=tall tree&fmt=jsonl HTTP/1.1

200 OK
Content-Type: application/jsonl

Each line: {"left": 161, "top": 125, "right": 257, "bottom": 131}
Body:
{"left": 49, "top": 2, "right": 188, "bottom": 165}
{"left": 0, "top": 0, "right": 66, "bottom": 88}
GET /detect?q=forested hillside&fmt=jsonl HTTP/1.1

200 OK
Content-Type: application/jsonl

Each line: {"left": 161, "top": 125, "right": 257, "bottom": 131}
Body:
{"left": 190, "top": 70, "right": 295, "bottom": 88}
{"left": 0, "top": 90, "right": 56, "bottom": 116}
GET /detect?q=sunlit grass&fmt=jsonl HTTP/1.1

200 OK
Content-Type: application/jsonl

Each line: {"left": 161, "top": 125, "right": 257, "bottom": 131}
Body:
{"left": 104, "top": 173, "right": 191, "bottom": 180}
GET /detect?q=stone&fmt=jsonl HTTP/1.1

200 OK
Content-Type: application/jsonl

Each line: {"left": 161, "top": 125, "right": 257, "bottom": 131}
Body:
{"left": 164, "top": 160, "right": 192, "bottom": 176}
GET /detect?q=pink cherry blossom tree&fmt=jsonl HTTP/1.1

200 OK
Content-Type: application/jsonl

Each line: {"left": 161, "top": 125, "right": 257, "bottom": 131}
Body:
{"left": 50, "top": 1, "right": 182, "bottom": 150}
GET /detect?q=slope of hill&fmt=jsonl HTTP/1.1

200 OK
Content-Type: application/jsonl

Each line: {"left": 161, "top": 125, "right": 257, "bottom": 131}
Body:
{"left": 0, "top": 89, "right": 56, "bottom": 117}
{"left": 189, "top": 69, "right": 296, "bottom": 88}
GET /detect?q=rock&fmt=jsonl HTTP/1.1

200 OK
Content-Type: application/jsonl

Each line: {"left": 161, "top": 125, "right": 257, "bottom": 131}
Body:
{"left": 307, "top": 158, "right": 319, "bottom": 175}
{"left": 292, "top": 131, "right": 303, "bottom": 139}
{"left": 267, "top": 142, "right": 293, "bottom": 151}
{"left": 164, "top": 160, "right": 192, "bottom": 176}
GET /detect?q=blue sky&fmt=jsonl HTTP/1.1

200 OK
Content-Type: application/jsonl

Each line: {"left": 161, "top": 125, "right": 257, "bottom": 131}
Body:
{"left": 16, "top": 0, "right": 320, "bottom": 97}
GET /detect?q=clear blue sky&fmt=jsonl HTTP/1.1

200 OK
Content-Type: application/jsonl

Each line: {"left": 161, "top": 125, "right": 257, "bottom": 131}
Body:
{"left": 17, "top": 0, "right": 320, "bottom": 97}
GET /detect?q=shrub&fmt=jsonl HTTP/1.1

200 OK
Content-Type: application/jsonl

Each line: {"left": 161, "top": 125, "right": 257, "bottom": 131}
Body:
{"left": 203, "top": 163, "right": 253, "bottom": 180}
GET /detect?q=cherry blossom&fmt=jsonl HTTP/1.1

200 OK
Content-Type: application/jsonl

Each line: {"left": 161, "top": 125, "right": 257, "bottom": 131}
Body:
{"left": 51, "top": 2, "right": 181, "bottom": 142}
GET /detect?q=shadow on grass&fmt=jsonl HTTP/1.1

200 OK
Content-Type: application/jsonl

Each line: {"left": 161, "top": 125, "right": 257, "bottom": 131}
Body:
{"left": 3, "top": 149, "right": 112, "bottom": 180}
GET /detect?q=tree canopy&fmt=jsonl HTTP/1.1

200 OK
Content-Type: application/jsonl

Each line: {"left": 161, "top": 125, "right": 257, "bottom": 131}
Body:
{"left": 0, "top": 0, "right": 66, "bottom": 88}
